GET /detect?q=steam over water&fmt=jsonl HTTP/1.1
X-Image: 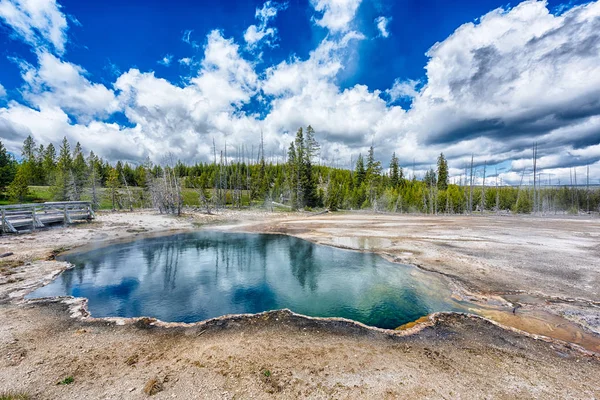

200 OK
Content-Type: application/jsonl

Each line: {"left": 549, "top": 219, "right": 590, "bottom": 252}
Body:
{"left": 28, "top": 232, "right": 465, "bottom": 329}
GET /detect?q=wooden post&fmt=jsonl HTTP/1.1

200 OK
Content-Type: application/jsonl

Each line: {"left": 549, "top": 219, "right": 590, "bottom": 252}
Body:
{"left": 31, "top": 206, "right": 36, "bottom": 231}
{"left": 63, "top": 204, "right": 68, "bottom": 227}
{"left": 1, "top": 209, "right": 5, "bottom": 234}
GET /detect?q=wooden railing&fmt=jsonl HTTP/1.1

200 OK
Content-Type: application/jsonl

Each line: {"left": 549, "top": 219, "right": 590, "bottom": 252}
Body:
{"left": 0, "top": 201, "right": 94, "bottom": 234}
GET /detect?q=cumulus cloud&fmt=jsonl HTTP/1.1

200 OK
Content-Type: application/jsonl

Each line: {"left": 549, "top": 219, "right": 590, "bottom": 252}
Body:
{"left": 375, "top": 16, "right": 390, "bottom": 38}
{"left": 0, "top": 0, "right": 68, "bottom": 54}
{"left": 0, "top": 0, "right": 599, "bottom": 186}
{"left": 387, "top": 79, "right": 418, "bottom": 101}
{"left": 401, "top": 0, "right": 600, "bottom": 180}
{"left": 158, "top": 54, "right": 173, "bottom": 66}
{"left": 18, "top": 52, "right": 119, "bottom": 122}
{"left": 0, "top": 83, "right": 6, "bottom": 98}
{"left": 311, "top": 0, "right": 362, "bottom": 33}
{"left": 244, "top": 0, "right": 287, "bottom": 48}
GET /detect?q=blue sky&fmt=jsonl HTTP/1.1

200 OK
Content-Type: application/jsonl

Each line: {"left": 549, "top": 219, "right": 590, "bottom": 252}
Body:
{"left": 1, "top": 0, "right": 599, "bottom": 184}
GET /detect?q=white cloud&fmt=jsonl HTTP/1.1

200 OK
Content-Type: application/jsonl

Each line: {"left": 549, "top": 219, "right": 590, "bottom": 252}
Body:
{"left": 375, "top": 16, "right": 390, "bottom": 38}
{"left": 0, "top": 0, "right": 68, "bottom": 54}
{"left": 392, "top": 0, "right": 600, "bottom": 180}
{"left": 0, "top": 83, "right": 6, "bottom": 98}
{"left": 182, "top": 29, "right": 199, "bottom": 48}
{"left": 244, "top": 0, "right": 287, "bottom": 48}
{"left": 19, "top": 52, "right": 118, "bottom": 123}
{"left": 0, "top": 0, "right": 599, "bottom": 185}
{"left": 158, "top": 54, "right": 173, "bottom": 66}
{"left": 311, "top": 0, "right": 362, "bottom": 33}
{"left": 387, "top": 79, "right": 418, "bottom": 101}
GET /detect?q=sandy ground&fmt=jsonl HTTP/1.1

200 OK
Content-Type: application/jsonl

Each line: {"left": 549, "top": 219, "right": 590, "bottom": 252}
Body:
{"left": 1, "top": 210, "right": 599, "bottom": 399}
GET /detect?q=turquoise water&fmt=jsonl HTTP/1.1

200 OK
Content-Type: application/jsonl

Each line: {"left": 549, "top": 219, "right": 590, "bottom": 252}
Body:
{"left": 27, "top": 232, "right": 465, "bottom": 329}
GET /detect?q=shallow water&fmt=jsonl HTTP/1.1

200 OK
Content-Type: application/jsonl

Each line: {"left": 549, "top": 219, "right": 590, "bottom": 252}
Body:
{"left": 27, "top": 231, "right": 467, "bottom": 329}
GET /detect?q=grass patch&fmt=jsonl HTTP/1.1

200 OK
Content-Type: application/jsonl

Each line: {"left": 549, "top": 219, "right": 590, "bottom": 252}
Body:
{"left": 0, "top": 259, "right": 22, "bottom": 269}
{"left": 0, "top": 392, "right": 30, "bottom": 400}
{"left": 57, "top": 376, "right": 74, "bottom": 385}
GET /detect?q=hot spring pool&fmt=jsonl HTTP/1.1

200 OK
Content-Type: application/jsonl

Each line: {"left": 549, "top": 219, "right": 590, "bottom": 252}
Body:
{"left": 27, "top": 231, "right": 467, "bottom": 329}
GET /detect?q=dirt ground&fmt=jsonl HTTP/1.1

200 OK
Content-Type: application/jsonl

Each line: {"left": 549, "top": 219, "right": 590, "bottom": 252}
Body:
{"left": 1, "top": 210, "right": 599, "bottom": 399}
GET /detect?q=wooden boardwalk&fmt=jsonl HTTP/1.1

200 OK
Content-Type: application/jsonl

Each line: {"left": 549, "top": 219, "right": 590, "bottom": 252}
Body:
{"left": 0, "top": 201, "right": 94, "bottom": 234}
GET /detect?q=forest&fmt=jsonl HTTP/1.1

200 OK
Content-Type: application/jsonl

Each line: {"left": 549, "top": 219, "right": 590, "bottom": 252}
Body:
{"left": 0, "top": 126, "right": 598, "bottom": 215}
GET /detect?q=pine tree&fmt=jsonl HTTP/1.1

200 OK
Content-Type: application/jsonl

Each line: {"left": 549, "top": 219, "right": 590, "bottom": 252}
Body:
{"left": 20, "top": 135, "right": 38, "bottom": 185}
{"left": 7, "top": 164, "right": 29, "bottom": 202}
{"left": 305, "top": 125, "right": 320, "bottom": 164}
{"left": 286, "top": 141, "right": 298, "bottom": 209}
{"left": 437, "top": 153, "right": 449, "bottom": 190}
{"left": 87, "top": 151, "right": 101, "bottom": 210}
{"left": 51, "top": 137, "right": 73, "bottom": 200}
{"left": 36, "top": 144, "right": 45, "bottom": 184}
{"left": 294, "top": 128, "right": 305, "bottom": 207}
{"left": 365, "top": 145, "right": 382, "bottom": 206}
{"left": 72, "top": 142, "right": 87, "bottom": 200}
{"left": 302, "top": 126, "right": 318, "bottom": 208}
{"left": 42, "top": 143, "right": 57, "bottom": 184}
{"left": 0, "top": 140, "right": 17, "bottom": 192}
{"left": 354, "top": 154, "right": 366, "bottom": 187}
{"left": 390, "top": 152, "right": 400, "bottom": 188}
{"left": 424, "top": 168, "right": 437, "bottom": 187}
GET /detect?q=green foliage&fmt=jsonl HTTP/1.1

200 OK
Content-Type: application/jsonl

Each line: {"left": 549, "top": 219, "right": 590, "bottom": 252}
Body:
{"left": 389, "top": 152, "right": 401, "bottom": 188}
{"left": 57, "top": 376, "right": 74, "bottom": 385}
{"left": 2, "top": 133, "right": 599, "bottom": 214}
{"left": 7, "top": 166, "right": 29, "bottom": 202}
{"left": 0, "top": 140, "right": 17, "bottom": 193}
{"left": 437, "top": 153, "right": 448, "bottom": 190}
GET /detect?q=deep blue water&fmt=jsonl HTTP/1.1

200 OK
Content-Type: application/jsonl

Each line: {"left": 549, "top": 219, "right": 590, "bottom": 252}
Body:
{"left": 27, "top": 232, "right": 464, "bottom": 329}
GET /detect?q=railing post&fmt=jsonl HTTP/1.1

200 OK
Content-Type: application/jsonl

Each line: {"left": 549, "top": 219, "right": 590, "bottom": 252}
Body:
{"left": 63, "top": 204, "right": 68, "bottom": 227}
{"left": 1, "top": 209, "right": 5, "bottom": 234}
{"left": 31, "top": 206, "right": 36, "bottom": 231}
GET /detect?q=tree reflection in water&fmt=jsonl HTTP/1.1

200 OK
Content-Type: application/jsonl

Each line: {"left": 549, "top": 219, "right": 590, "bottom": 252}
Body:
{"left": 27, "top": 231, "right": 465, "bottom": 329}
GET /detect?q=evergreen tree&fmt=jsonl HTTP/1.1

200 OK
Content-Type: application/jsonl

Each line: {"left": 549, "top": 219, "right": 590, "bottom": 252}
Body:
{"left": 36, "top": 144, "right": 46, "bottom": 184}
{"left": 0, "top": 140, "right": 17, "bottom": 193}
{"left": 42, "top": 143, "right": 57, "bottom": 184}
{"left": 302, "top": 126, "right": 318, "bottom": 208}
{"left": 51, "top": 137, "right": 73, "bottom": 200}
{"left": 354, "top": 154, "right": 366, "bottom": 187}
{"left": 72, "top": 142, "right": 87, "bottom": 200}
{"left": 286, "top": 141, "right": 298, "bottom": 209}
{"left": 390, "top": 152, "right": 400, "bottom": 188}
{"left": 7, "top": 164, "right": 29, "bottom": 201}
{"left": 365, "top": 145, "right": 382, "bottom": 207}
{"left": 424, "top": 168, "right": 437, "bottom": 187}
{"left": 437, "top": 153, "right": 449, "bottom": 190}
{"left": 305, "top": 125, "right": 320, "bottom": 164}
{"left": 87, "top": 151, "right": 101, "bottom": 210}
{"left": 20, "top": 135, "right": 38, "bottom": 185}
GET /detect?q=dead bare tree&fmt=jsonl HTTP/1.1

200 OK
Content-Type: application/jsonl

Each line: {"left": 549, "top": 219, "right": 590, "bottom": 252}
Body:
{"left": 495, "top": 168, "right": 500, "bottom": 214}
{"left": 121, "top": 171, "right": 134, "bottom": 211}
{"left": 480, "top": 161, "right": 487, "bottom": 212}
{"left": 148, "top": 157, "right": 183, "bottom": 216}
{"left": 469, "top": 155, "right": 474, "bottom": 214}
{"left": 532, "top": 142, "right": 538, "bottom": 214}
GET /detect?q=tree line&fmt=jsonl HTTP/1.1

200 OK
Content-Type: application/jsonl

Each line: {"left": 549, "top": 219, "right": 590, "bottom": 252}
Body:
{"left": 0, "top": 129, "right": 599, "bottom": 215}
